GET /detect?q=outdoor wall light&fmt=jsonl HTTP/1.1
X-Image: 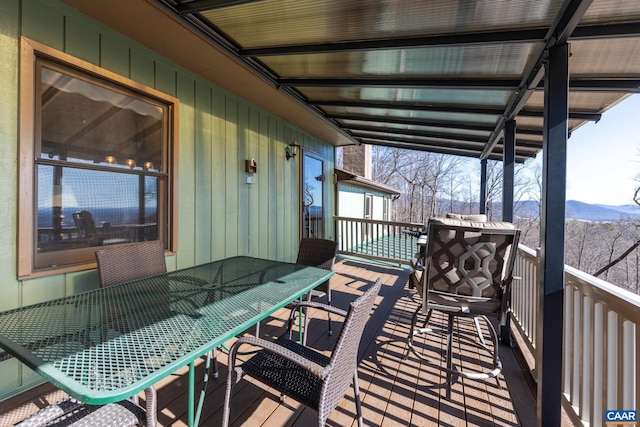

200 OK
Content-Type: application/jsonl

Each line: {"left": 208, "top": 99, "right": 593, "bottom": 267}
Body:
{"left": 285, "top": 139, "right": 300, "bottom": 160}
{"left": 143, "top": 161, "right": 154, "bottom": 171}
{"left": 105, "top": 155, "right": 117, "bottom": 164}
{"left": 126, "top": 158, "right": 136, "bottom": 169}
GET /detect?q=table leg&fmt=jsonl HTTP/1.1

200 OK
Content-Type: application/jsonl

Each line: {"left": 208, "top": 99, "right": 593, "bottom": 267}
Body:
{"left": 188, "top": 361, "right": 195, "bottom": 426}
{"left": 298, "top": 296, "right": 304, "bottom": 344}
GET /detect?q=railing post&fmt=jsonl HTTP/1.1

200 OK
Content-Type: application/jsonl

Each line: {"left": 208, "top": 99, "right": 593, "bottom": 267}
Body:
{"left": 535, "top": 246, "right": 541, "bottom": 380}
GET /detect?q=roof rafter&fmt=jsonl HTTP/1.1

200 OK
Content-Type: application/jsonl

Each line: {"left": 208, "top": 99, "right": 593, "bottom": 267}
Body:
{"left": 280, "top": 78, "right": 520, "bottom": 90}
{"left": 237, "top": 22, "right": 640, "bottom": 57}
{"left": 176, "top": 0, "right": 263, "bottom": 14}
{"left": 312, "top": 99, "right": 602, "bottom": 121}
{"left": 357, "top": 137, "right": 530, "bottom": 162}
{"left": 330, "top": 113, "right": 497, "bottom": 132}
{"left": 346, "top": 124, "right": 490, "bottom": 143}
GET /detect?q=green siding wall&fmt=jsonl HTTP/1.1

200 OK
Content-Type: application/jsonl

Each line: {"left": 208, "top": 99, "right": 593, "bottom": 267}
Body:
{"left": 0, "top": 0, "right": 335, "bottom": 400}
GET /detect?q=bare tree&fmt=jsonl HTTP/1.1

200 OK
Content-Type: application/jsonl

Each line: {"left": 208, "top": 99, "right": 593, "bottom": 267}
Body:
{"left": 484, "top": 160, "right": 503, "bottom": 220}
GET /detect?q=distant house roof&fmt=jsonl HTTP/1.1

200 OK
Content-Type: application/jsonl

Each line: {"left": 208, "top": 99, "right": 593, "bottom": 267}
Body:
{"left": 335, "top": 168, "right": 401, "bottom": 197}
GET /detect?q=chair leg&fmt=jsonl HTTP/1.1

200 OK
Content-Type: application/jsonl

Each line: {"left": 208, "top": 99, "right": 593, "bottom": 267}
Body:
{"left": 327, "top": 289, "right": 332, "bottom": 336}
{"left": 222, "top": 363, "right": 238, "bottom": 427}
{"left": 405, "top": 304, "right": 433, "bottom": 361}
{"left": 143, "top": 386, "right": 158, "bottom": 427}
{"left": 353, "top": 372, "right": 363, "bottom": 427}
{"left": 302, "top": 293, "right": 312, "bottom": 346}
{"left": 222, "top": 379, "right": 232, "bottom": 427}
{"left": 445, "top": 315, "right": 454, "bottom": 399}
{"left": 473, "top": 316, "right": 487, "bottom": 347}
{"left": 440, "top": 314, "right": 503, "bottom": 398}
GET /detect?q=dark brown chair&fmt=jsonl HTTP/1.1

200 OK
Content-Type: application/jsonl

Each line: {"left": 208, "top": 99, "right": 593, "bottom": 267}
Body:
{"left": 295, "top": 238, "right": 338, "bottom": 342}
{"left": 406, "top": 218, "right": 520, "bottom": 398}
{"left": 222, "top": 278, "right": 382, "bottom": 427}
{"left": 97, "top": 240, "right": 220, "bottom": 404}
{"left": 15, "top": 243, "right": 169, "bottom": 426}
{"left": 95, "top": 240, "right": 167, "bottom": 287}
{"left": 15, "top": 392, "right": 155, "bottom": 427}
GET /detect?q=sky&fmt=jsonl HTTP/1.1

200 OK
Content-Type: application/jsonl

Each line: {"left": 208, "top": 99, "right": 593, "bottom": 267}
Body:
{"left": 535, "top": 94, "right": 639, "bottom": 206}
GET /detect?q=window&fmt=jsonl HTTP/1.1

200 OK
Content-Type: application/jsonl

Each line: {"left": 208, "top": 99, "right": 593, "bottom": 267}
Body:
{"left": 364, "top": 194, "right": 373, "bottom": 219}
{"left": 18, "top": 38, "right": 178, "bottom": 278}
{"left": 383, "top": 197, "right": 389, "bottom": 221}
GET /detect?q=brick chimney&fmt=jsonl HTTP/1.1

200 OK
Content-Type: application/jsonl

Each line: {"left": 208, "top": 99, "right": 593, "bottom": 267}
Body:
{"left": 341, "top": 144, "right": 372, "bottom": 179}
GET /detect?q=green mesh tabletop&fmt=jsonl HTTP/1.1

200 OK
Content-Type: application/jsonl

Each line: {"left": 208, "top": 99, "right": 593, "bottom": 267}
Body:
{"left": 0, "top": 256, "right": 333, "bottom": 405}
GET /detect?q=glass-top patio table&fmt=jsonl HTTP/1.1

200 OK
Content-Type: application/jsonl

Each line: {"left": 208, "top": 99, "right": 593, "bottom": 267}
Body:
{"left": 0, "top": 256, "right": 334, "bottom": 426}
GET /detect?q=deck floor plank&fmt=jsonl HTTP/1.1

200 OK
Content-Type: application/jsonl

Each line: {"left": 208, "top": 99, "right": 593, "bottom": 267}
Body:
{"left": 0, "top": 257, "right": 537, "bottom": 427}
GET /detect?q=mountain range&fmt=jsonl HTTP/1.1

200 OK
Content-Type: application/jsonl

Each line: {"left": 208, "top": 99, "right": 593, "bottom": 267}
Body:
{"left": 513, "top": 200, "right": 640, "bottom": 222}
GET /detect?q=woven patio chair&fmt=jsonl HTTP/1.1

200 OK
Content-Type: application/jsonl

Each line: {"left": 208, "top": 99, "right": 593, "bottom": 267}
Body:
{"left": 95, "top": 240, "right": 167, "bottom": 287}
{"left": 15, "top": 389, "right": 156, "bottom": 427}
{"left": 222, "top": 277, "right": 382, "bottom": 427}
{"left": 295, "top": 237, "right": 338, "bottom": 344}
{"left": 13, "top": 244, "right": 169, "bottom": 426}
{"left": 406, "top": 218, "right": 520, "bottom": 398}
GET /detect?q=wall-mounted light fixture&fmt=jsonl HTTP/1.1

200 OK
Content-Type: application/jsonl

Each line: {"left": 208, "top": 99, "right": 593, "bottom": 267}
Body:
{"left": 126, "top": 158, "right": 137, "bottom": 169}
{"left": 105, "top": 155, "right": 117, "bottom": 164}
{"left": 285, "top": 139, "right": 300, "bottom": 160}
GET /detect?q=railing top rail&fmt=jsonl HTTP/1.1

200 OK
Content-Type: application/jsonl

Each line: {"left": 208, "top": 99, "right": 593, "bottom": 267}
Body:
{"left": 517, "top": 243, "right": 537, "bottom": 259}
{"left": 517, "top": 244, "right": 640, "bottom": 320}
{"left": 334, "top": 216, "right": 423, "bottom": 228}
{"left": 565, "top": 264, "right": 640, "bottom": 319}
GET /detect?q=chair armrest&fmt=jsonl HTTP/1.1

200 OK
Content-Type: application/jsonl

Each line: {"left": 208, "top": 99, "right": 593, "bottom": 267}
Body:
{"left": 143, "top": 387, "right": 157, "bottom": 427}
{"left": 228, "top": 335, "right": 326, "bottom": 379}
{"left": 286, "top": 301, "right": 347, "bottom": 336}
{"left": 288, "top": 300, "right": 348, "bottom": 318}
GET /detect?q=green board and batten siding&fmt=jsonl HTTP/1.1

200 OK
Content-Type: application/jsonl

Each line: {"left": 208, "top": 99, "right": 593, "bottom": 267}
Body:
{"left": 0, "top": 0, "right": 335, "bottom": 400}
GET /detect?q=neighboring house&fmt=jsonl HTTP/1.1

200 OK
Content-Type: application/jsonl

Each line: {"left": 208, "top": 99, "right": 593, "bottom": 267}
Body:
{"left": 334, "top": 167, "right": 402, "bottom": 257}
{"left": 335, "top": 168, "right": 401, "bottom": 222}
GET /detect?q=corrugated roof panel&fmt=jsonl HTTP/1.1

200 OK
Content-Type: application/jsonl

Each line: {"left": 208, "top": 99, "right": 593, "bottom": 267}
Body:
{"left": 525, "top": 91, "right": 629, "bottom": 112}
{"left": 581, "top": 0, "right": 640, "bottom": 22}
{"left": 337, "top": 119, "right": 491, "bottom": 137}
{"left": 201, "top": 0, "right": 560, "bottom": 48}
{"left": 321, "top": 105, "right": 499, "bottom": 124}
{"left": 297, "top": 87, "right": 512, "bottom": 106}
{"left": 155, "top": 0, "right": 640, "bottom": 159}
{"left": 354, "top": 130, "right": 487, "bottom": 147}
{"left": 259, "top": 43, "right": 538, "bottom": 78}
{"left": 570, "top": 38, "right": 640, "bottom": 76}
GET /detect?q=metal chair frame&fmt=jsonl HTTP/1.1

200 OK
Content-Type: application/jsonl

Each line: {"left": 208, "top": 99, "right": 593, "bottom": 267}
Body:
{"left": 406, "top": 219, "right": 520, "bottom": 398}
{"left": 222, "top": 278, "right": 382, "bottom": 427}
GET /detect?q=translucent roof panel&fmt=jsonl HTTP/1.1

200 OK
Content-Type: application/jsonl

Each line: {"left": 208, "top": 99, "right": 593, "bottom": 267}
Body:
{"left": 525, "top": 92, "right": 630, "bottom": 113}
{"left": 338, "top": 119, "right": 492, "bottom": 138}
{"left": 580, "top": 0, "right": 640, "bottom": 23}
{"left": 569, "top": 38, "right": 640, "bottom": 77}
{"left": 149, "top": 0, "right": 640, "bottom": 160}
{"left": 259, "top": 43, "right": 538, "bottom": 78}
{"left": 321, "top": 106, "right": 500, "bottom": 125}
{"left": 200, "top": 0, "right": 561, "bottom": 48}
{"left": 297, "top": 87, "right": 513, "bottom": 106}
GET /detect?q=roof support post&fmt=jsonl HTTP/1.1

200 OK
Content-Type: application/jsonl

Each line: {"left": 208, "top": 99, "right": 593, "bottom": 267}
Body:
{"left": 502, "top": 120, "right": 515, "bottom": 222}
{"left": 479, "top": 159, "right": 487, "bottom": 215}
{"left": 500, "top": 119, "right": 516, "bottom": 345}
{"left": 537, "top": 42, "right": 569, "bottom": 427}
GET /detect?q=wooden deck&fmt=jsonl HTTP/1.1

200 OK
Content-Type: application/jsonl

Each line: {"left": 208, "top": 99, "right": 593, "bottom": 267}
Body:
{"left": 0, "top": 257, "right": 537, "bottom": 426}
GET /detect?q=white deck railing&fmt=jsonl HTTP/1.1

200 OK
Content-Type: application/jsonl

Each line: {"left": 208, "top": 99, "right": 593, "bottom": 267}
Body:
{"left": 512, "top": 245, "right": 640, "bottom": 427}
{"left": 334, "top": 216, "right": 423, "bottom": 264}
